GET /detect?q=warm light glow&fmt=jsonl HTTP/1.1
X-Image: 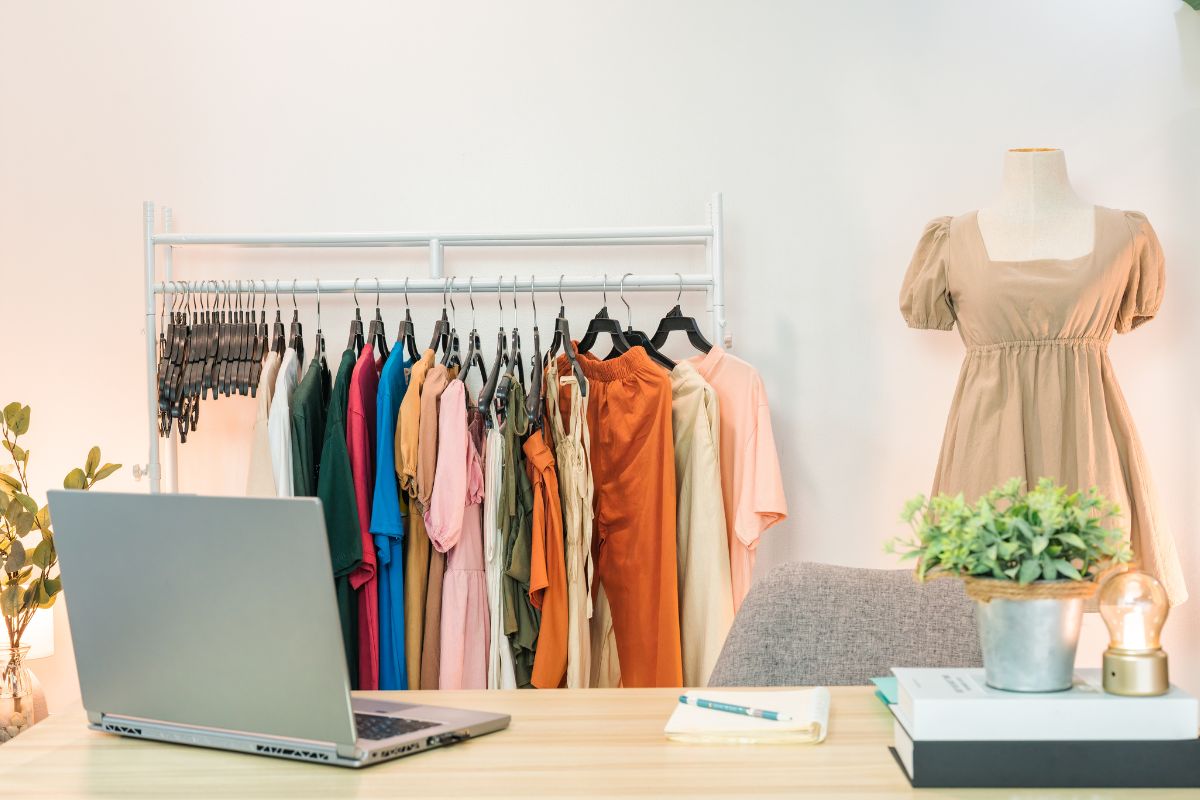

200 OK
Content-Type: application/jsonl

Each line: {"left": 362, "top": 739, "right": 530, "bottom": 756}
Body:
{"left": 1099, "top": 571, "right": 1168, "bottom": 652}
{"left": 22, "top": 609, "right": 54, "bottom": 660}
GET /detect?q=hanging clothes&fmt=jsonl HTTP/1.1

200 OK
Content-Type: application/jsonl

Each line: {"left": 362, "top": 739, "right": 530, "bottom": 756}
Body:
{"left": 347, "top": 344, "right": 382, "bottom": 691}
{"left": 290, "top": 356, "right": 331, "bottom": 497}
{"left": 417, "top": 363, "right": 456, "bottom": 689}
{"left": 500, "top": 381, "right": 538, "bottom": 688}
{"left": 526, "top": 427, "right": 568, "bottom": 689}
{"left": 246, "top": 349, "right": 281, "bottom": 497}
{"left": 370, "top": 350, "right": 411, "bottom": 691}
{"left": 396, "top": 348, "right": 435, "bottom": 689}
{"left": 544, "top": 358, "right": 594, "bottom": 690}
{"left": 670, "top": 361, "right": 734, "bottom": 687}
{"left": 267, "top": 346, "right": 301, "bottom": 497}
{"left": 483, "top": 408, "right": 517, "bottom": 690}
{"left": 427, "top": 382, "right": 489, "bottom": 690}
{"left": 570, "top": 347, "right": 682, "bottom": 688}
{"left": 687, "top": 346, "right": 787, "bottom": 612}
{"left": 316, "top": 347, "right": 364, "bottom": 686}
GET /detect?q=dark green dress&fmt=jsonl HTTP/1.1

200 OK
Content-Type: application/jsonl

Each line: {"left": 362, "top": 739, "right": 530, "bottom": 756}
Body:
{"left": 500, "top": 382, "right": 539, "bottom": 688}
{"left": 316, "top": 348, "right": 364, "bottom": 685}
{"left": 290, "top": 355, "right": 331, "bottom": 497}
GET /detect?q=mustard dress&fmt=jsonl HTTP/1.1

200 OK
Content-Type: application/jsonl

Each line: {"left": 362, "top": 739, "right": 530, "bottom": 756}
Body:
{"left": 900, "top": 207, "right": 1186, "bottom": 605}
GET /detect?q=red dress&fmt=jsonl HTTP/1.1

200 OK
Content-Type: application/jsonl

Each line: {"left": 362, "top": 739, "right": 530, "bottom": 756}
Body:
{"left": 347, "top": 344, "right": 382, "bottom": 690}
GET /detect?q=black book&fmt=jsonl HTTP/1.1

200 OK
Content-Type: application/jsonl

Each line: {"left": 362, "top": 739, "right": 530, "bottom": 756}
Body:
{"left": 890, "top": 710, "right": 1200, "bottom": 789}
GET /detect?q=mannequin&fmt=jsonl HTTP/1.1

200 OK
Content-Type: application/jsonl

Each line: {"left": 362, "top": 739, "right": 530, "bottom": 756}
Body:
{"left": 976, "top": 148, "right": 1096, "bottom": 262}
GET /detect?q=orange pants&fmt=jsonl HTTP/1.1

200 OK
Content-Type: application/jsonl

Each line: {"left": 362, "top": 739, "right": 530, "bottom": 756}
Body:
{"left": 570, "top": 347, "right": 682, "bottom": 688}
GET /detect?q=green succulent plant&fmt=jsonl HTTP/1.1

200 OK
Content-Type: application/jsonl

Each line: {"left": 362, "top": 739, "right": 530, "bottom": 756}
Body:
{"left": 0, "top": 403, "right": 120, "bottom": 650}
{"left": 887, "top": 477, "right": 1132, "bottom": 584}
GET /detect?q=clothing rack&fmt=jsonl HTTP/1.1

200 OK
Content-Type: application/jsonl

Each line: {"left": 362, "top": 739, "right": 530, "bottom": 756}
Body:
{"left": 142, "top": 193, "right": 726, "bottom": 494}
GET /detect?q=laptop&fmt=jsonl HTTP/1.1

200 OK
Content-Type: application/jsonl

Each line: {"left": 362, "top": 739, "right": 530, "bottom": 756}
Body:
{"left": 47, "top": 490, "right": 510, "bottom": 767}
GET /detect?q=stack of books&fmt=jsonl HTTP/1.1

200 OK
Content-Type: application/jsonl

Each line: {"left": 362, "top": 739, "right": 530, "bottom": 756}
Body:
{"left": 889, "top": 668, "right": 1200, "bottom": 788}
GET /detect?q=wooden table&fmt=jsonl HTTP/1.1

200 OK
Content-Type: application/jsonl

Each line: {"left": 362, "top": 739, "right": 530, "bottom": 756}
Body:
{"left": 0, "top": 687, "right": 1191, "bottom": 798}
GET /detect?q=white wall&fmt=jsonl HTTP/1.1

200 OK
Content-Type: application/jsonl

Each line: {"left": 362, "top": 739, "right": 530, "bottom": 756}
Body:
{"left": 2, "top": 0, "right": 1197, "bottom": 709}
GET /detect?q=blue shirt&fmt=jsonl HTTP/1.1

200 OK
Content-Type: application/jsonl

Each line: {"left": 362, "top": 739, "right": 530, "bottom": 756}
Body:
{"left": 371, "top": 351, "right": 411, "bottom": 690}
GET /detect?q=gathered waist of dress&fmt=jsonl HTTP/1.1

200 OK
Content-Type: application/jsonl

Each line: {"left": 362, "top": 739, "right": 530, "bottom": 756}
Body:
{"left": 966, "top": 337, "right": 1109, "bottom": 354}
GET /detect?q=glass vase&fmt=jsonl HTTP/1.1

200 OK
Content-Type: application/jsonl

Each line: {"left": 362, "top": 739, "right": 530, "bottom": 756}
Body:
{"left": 0, "top": 646, "right": 34, "bottom": 743}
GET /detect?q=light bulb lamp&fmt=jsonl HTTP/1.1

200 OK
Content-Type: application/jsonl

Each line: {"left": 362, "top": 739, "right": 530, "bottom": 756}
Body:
{"left": 1099, "top": 570, "right": 1169, "bottom": 696}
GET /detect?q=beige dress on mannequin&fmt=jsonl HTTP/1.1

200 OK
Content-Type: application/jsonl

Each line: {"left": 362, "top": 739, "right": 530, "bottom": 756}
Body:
{"left": 900, "top": 207, "right": 1186, "bottom": 605}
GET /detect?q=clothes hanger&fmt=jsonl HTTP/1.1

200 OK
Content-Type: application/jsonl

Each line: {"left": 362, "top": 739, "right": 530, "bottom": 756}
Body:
{"left": 399, "top": 277, "right": 421, "bottom": 362}
{"left": 314, "top": 278, "right": 327, "bottom": 369}
{"left": 610, "top": 272, "right": 675, "bottom": 370}
{"left": 156, "top": 282, "right": 173, "bottom": 437}
{"left": 524, "top": 275, "right": 545, "bottom": 429}
{"left": 203, "top": 281, "right": 222, "bottom": 400}
{"left": 248, "top": 281, "right": 267, "bottom": 395}
{"left": 459, "top": 276, "right": 488, "bottom": 387}
{"left": 368, "top": 277, "right": 390, "bottom": 362}
{"left": 271, "top": 280, "right": 287, "bottom": 356}
{"left": 478, "top": 275, "right": 509, "bottom": 415}
{"left": 346, "top": 277, "right": 365, "bottom": 356}
{"left": 649, "top": 272, "right": 713, "bottom": 354}
{"left": 494, "top": 277, "right": 525, "bottom": 415}
{"left": 440, "top": 277, "right": 463, "bottom": 369}
{"left": 289, "top": 278, "right": 305, "bottom": 365}
{"left": 543, "top": 274, "right": 587, "bottom": 396}
{"left": 575, "top": 273, "right": 632, "bottom": 357}
{"left": 428, "top": 278, "right": 450, "bottom": 355}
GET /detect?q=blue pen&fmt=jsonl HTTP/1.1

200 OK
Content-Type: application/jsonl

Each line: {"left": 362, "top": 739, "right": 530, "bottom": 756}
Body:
{"left": 678, "top": 695, "right": 793, "bottom": 722}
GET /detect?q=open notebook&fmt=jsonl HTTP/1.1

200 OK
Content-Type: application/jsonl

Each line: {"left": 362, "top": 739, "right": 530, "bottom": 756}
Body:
{"left": 665, "top": 689, "right": 831, "bottom": 744}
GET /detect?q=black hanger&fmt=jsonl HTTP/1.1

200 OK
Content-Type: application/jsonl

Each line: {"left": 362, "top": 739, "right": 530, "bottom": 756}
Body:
{"left": 524, "top": 276, "right": 545, "bottom": 429}
{"left": 399, "top": 277, "right": 421, "bottom": 362}
{"left": 440, "top": 277, "right": 463, "bottom": 369}
{"left": 544, "top": 274, "right": 587, "bottom": 396}
{"left": 288, "top": 279, "right": 305, "bottom": 365}
{"left": 346, "top": 278, "right": 365, "bottom": 356}
{"left": 609, "top": 272, "right": 675, "bottom": 370}
{"left": 650, "top": 272, "right": 713, "bottom": 354}
{"left": 494, "top": 278, "right": 526, "bottom": 416}
{"left": 366, "top": 277, "right": 389, "bottom": 362}
{"left": 428, "top": 278, "right": 450, "bottom": 355}
{"left": 313, "top": 279, "right": 327, "bottom": 369}
{"left": 458, "top": 277, "right": 488, "bottom": 387}
{"left": 271, "top": 280, "right": 287, "bottom": 356}
{"left": 576, "top": 274, "right": 632, "bottom": 357}
{"left": 478, "top": 275, "right": 509, "bottom": 417}
{"left": 249, "top": 281, "right": 267, "bottom": 395}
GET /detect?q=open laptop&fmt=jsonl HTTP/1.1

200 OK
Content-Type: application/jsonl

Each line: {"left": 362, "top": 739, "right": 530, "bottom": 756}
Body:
{"left": 47, "top": 490, "right": 509, "bottom": 767}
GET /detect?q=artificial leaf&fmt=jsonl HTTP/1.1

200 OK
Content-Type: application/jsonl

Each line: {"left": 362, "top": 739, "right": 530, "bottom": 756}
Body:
{"left": 14, "top": 493, "right": 36, "bottom": 515}
{"left": 63, "top": 468, "right": 86, "bottom": 490}
{"left": 35, "top": 580, "right": 49, "bottom": 606}
{"left": 94, "top": 463, "right": 121, "bottom": 482}
{"left": 1, "top": 403, "right": 20, "bottom": 430}
{"left": 1041, "top": 554, "right": 1057, "bottom": 581}
{"left": 85, "top": 446, "right": 100, "bottom": 478}
{"left": 0, "top": 585, "right": 21, "bottom": 615}
{"left": 11, "top": 406, "right": 29, "bottom": 436}
{"left": 34, "top": 506, "right": 49, "bottom": 530}
{"left": 0, "top": 474, "right": 20, "bottom": 492}
{"left": 1017, "top": 559, "right": 1042, "bottom": 585}
{"left": 1053, "top": 559, "right": 1082, "bottom": 580}
{"left": 31, "top": 539, "right": 53, "bottom": 569}
{"left": 14, "top": 511, "right": 33, "bottom": 537}
{"left": 5, "top": 540, "right": 25, "bottom": 572}
{"left": 1031, "top": 536, "right": 1049, "bottom": 556}
{"left": 3, "top": 498, "right": 20, "bottom": 524}
{"left": 9, "top": 445, "right": 25, "bottom": 463}
{"left": 1057, "top": 533, "right": 1086, "bottom": 550}
{"left": 44, "top": 576, "right": 61, "bottom": 596}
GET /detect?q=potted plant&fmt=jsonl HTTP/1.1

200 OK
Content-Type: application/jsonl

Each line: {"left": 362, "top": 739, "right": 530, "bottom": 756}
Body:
{"left": 888, "top": 477, "right": 1132, "bottom": 692}
{"left": 0, "top": 402, "right": 119, "bottom": 740}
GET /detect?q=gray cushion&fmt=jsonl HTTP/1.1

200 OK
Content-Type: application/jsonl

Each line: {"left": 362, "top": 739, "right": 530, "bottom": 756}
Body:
{"left": 707, "top": 562, "right": 982, "bottom": 687}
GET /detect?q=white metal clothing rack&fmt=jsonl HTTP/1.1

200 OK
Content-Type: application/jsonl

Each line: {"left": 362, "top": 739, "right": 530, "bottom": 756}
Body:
{"left": 142, "top": 192, "right": 726, "bottom": 495}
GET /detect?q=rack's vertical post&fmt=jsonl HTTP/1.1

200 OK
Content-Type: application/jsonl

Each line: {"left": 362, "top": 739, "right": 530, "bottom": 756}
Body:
{"left": 143, "top": 201, "right": 162, "bottom": 494}
{"left": 709, "top": 192, "right": 726, "bottom": 347}
{"left": 162, "top": 207, "right": 179, "bottom": 493}
{"left": 430, "top": 238, "right": 444, "bottom": 280}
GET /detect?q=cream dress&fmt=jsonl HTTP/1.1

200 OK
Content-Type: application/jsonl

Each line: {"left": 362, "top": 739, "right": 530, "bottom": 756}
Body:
{"left": 900, "top": 207, "right": 1186, "bottom": 605}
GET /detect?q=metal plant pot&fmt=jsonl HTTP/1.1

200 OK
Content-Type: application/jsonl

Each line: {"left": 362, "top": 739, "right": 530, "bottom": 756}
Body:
{"left": 974, "top": 595, "right": 1084, "bottom": 692}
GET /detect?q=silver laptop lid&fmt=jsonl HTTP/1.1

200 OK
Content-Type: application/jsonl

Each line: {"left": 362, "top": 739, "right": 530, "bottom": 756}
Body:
{"left": 48, "top": 491, "right": 357, "bottom": 747}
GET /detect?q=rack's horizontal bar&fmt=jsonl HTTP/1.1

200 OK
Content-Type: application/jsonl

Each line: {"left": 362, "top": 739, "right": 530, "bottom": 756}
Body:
{"left": 153, "top": 227, "right": 713, "bottom": 248}
{"left": 153, "top": 274, "right": 713, "bottom": 295}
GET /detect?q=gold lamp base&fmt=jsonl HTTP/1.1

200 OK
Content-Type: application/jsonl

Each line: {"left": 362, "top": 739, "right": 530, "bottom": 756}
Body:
{"left": 1102, "top": 648, "right": 1169, "bottom": 696}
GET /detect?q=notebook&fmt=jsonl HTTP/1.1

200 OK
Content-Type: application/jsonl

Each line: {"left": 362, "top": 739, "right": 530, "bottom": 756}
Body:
{"left": 664, "top": 689, "right": 831, "bottom": 744}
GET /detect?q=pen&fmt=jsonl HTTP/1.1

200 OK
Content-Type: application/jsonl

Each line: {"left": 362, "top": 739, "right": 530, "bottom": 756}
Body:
{"left": 678, "top": 695, "right": 793, "bottom": 722}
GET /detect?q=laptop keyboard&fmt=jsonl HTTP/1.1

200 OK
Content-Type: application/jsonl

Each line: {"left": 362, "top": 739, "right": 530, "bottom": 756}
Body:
{"left": 354, "top": 713, "right": 439, "bottom": 741}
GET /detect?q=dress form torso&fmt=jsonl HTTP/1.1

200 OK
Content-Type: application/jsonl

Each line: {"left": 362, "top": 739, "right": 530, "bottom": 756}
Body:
{"left": 976, "top": 148, "right": 1095, "bottom": 262}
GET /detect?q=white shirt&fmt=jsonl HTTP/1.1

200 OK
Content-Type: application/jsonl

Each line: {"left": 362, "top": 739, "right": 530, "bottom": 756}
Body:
{"left": 266, "top": 348, "right": 301, "bottom": 497}
{"left": 246, "top": 350, "right": 282, "bottom": 497}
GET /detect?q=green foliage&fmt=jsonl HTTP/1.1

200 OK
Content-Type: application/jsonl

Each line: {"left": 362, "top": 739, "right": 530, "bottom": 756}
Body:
{"left": 887, "top": 477, "right": 1132, "bottom": 585}
{"left": 0, "top": 403, "right": 120, "bottom": 648}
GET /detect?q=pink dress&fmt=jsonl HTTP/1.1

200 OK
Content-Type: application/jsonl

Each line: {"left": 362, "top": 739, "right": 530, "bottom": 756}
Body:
{"left": 425, "top": 379, "right": 489, "bottom": 690}
{"left": 347, "top": 344, "right": 381, "bottom": 690}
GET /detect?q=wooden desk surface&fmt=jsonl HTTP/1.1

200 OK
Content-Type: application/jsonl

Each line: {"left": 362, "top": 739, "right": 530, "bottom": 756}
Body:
{"left": 0, "top": 687, "right": 1192, "bottom": 799}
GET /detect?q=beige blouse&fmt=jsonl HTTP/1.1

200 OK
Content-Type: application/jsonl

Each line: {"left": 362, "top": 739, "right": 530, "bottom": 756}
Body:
{"left": 900, "top": 207, "right": 1186, "bottom": 605}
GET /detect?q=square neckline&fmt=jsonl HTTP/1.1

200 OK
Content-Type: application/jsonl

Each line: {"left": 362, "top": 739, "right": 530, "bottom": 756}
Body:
{"left": 971, "top": 206, "right": 1101, "bottom": 265}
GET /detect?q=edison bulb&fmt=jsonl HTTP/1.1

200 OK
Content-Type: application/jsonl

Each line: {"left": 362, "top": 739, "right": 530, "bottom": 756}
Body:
{"left": 1099, "top": 570, "right": 1169, "bottom": 696}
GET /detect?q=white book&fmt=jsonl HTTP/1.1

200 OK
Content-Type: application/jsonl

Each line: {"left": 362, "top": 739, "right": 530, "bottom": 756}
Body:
{"left": 664, "top": 689, "right": 830, "bottom": 744}
{"left": 892, "top": 668, "right": 1199, "bottom": 741}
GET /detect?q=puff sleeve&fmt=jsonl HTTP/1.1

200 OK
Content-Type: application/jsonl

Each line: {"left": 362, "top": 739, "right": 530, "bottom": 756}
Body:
{"left": 900, "top": 216, "right": 955, "bottom": 331}
{"left": 1116, "top": 211, "right": 1165, "bottom": 334}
